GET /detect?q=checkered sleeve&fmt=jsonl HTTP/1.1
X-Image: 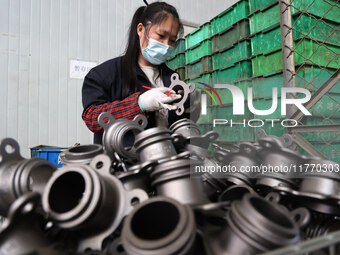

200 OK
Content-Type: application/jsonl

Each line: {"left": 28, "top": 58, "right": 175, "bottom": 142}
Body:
{"left": 82, "top": 92, "right": 145, "bottom": 133}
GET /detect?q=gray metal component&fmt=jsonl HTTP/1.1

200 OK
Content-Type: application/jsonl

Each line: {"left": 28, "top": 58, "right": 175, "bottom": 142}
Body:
{"left": 262, "top": 230, "right": 340, "bottom": 255}
{"left": 60, "top": 144, "right": 104, "bottom": 165}
{"left": 168, "top": 73, "right": 196, "bottom": 116}
{"left": 0, "top": 138, "right": 56, "bottom": 216}
{"left": 256, "top": 128, "right": 294, "bottom": 148}
{"left": 218, "top": 143, "right": 259, "bottom": 186}
{"left": 98, "top": 112, "right": 148, "bottom": 159}
{"left": 204, "top": 194, "right": 301, "bottom": 255}
{"left": 42, "top": 154, "right": 148, "bottom": 252}
{"left": 218, "top": 184, "right": 255, "bottom": 202}
{"left": 150, "top": 158, "right": 210, "bottom": 205}
{"left": 0, "top": 193, "right": 64, "bottom": 255}
{"left": 134, "top": 127, "right": 177, "bottom": 162}
{"left": 279, "top": 0, "right": 296, "bottom": 118}
{"left": 273, "top": 158, "right": 340, "bottom": 215}
{"left": 255, "top": 137, "right": 304, "bottom": 190}
{"left": 115, "top": 161, "right": 154, "bottom": 192}
{"left": 169, "top": 118, "right": 201, "bottom": 138}
{"left": 121, "top": 196, "right": 197, "bottom": 255}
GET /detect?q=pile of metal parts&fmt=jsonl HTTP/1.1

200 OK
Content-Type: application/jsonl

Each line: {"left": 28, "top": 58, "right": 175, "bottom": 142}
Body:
{"left": 0, "top": 115, "right": 340, "bottom": 255}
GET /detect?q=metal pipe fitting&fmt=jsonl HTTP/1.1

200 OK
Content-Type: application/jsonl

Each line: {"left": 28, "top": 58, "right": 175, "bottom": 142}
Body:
{"left": 134, "top": 127, "right": 177, "bottom": 162}
{"left": 150, "top": 159, "right": 209, "bottom": 205}
{"left": 169, "top": 118, "right": 201, "bottom": 138}
{"left": 0, "top": 193, "right": 67, "bottom": 255}
{"left": 218, "top": 143, "right": 259, "bottom": 186}
{"left": 206, "top": 194, "right": 301, "bottom": 255}
{"left": 98, "top": 112, "right": 148, "bottom": 159}
{"left": 42, "top": 154, "right": 148, "bottom": 252}
{"left": 281, "top": 158, "right": 340, "bottom": 215}
{"left": 59, "top": 144, "right": 104, "bottom": 165}
{"left": 121, "top": 196, "right": 197, "bottom": 255}
{"left": 0, "top": 138, "right": 56, "bottom": 216}
{"left": 255, "top": 137, "right": 302, "bottom": 191}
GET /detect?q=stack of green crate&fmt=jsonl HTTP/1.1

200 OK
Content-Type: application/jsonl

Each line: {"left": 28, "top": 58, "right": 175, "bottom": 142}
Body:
{"left": 211, "top": 0, "right": 254, "bottom": 142}
{"left": 249, "top": 0, "right": 340, "bottom": 146}
{"left": 194, "top": 0, "right": 255, "bottom": 142}
{"left": 166, "top": 38, "right": 186, "bottom": 80}
{"left": 185, "top": 22, "right": 213, "bottom": 80}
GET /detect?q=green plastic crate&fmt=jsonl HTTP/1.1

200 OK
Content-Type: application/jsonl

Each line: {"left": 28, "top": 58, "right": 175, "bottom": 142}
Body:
{"left": 300, "top": 117, "right": 340, "bottom": 142}
{"left": 210, "top": 0, "right": 250, "bottom": 36}
{"left": 210, "top": 104, "right": 254, "bottom": 141}
{"left": 249, "top": 0, "right": 277, "bottom": 14}
{"left": 196, "top": 106, "right": 213, "bottom": 124}
{"left": 175, "top": 67, "right": 186, "bottom": 81}
{"left": 190, "top": 72, "right": 213, "bottom": 86}
{"left": 212, "top": 60, "right": 253, "bottom": 84}
{"left": 185, "top": 39, "right": 212, "bottom": 64}
{"left": 212, "top": 40, "right": 252, "bottom": 70}
{"left": 211, "top": 19, "right": 250, "bottom": 53}
{"left": 251, "top": 39, "right": 340, "bottom": 77}
{"left": 249, "top": 0, "right": 340, "bottom": 35}
{"left": 169, "top": 38, "right": 186, "bottom": 58}
{"left": 185, "top": 22, "right": 211, "bottom": 49}
{"left": 253, "top": 98, "right": 283, "bottom": 119}
{"left": 309, "top": 93, "right": 340, "bottom": 118}
{"left": 166, "top": 53, "right": 185, "bottom": 70}
{"left": 212, "top": 103, "right": 253, "bottom": 120}
{"left": 186, "top": 55, "right": 213, "bottom": 79}
{"left": 251, "top": 14, "right": 340, "bottom": 56}
{"left": 253, "top": 94, "right": 340, "bottom": 119}
{"left": 215, "top": 79, "right": 252, "bottom": 105}
{"left": 253, "top": 66, "right": 340, "bottom": 99}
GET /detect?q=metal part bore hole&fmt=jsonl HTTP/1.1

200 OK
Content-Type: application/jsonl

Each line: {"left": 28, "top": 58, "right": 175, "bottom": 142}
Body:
{"left": 137, "top": 119, "right": 144, "bottom": 125}
{"left": 22, "top": 203, "right": 34, "bottom": 214}
{"left": 131, "top": 201, "right": 180, "bottom": 240}
{"left": 96, "top": 161, "right": 104, "bottom": 169}
{"left": 49, "top": 172, "right": 86, "bottom": 213}
{"left": 5, "top": 144, "right": 15, "bottom": 154}
{"left": 116, "top": 244, "right": 125, "bottom": 253}
{"left": 131, "top": 197, "right": 140, "bottom": 206}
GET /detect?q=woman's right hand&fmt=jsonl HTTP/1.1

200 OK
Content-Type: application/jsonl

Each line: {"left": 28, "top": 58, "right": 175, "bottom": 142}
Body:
{"left": 138, "top": 87, "right": 181, "bottom": 112}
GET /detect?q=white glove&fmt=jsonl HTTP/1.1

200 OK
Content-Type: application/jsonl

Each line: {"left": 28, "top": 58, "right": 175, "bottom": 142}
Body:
{"left": 138, "top": 87, "right": 181, "bottom": 112}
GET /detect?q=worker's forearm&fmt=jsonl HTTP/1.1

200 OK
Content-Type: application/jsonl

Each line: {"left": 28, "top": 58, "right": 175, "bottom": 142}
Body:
{"left": 82, "top": 92, "right": 145, "bottom": 132}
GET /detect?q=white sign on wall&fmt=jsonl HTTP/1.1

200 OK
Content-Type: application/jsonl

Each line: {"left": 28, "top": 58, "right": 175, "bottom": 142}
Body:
{"left": 69, "top": 59, "right": 98, "bottom": 79}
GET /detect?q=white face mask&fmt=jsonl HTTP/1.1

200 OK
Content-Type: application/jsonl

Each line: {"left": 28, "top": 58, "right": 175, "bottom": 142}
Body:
{"left": 140, "top": 35, "right": 174, "bottom": 65}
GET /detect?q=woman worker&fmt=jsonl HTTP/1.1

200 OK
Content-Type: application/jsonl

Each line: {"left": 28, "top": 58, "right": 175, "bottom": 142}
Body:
{"left": 82, "top": 1, "right": 186, "bottom": 144}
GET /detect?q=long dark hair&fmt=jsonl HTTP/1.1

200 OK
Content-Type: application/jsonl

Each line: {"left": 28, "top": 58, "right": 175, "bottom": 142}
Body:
{"left": 121, "top": 2, "right": 183, "bottom": 98}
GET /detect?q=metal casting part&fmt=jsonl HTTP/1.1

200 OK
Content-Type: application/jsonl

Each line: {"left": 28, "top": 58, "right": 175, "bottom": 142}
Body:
{"left": 134, "top": 127, "right": 177, "bottom": 162}
{"left": 42, "top": 154, "right": 148, "bottom": 252}
{"left": 150, "top": 158, "right": 210, "bottom": 205}
{"left": 98, "top": 112, "right": 147, "bottom": 159}
{"left": 0, "top": 138, "right": 56, "bottom": 216}
{"left": 60, "top": 144, "right": 104, "bottom": 165}
{"left": 121, "top": 196, "right": 197, "bottom": 255}
{"left": 168, "top": 73, "right": 196, "bottom": 116}
{"left": 0, "top": 193, "right": 65, "bottom": 255}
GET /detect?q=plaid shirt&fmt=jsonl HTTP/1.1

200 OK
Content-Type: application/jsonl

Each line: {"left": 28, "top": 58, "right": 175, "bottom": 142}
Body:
{"left": 82, "top": 92, "right": 144, "bottom": 132}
